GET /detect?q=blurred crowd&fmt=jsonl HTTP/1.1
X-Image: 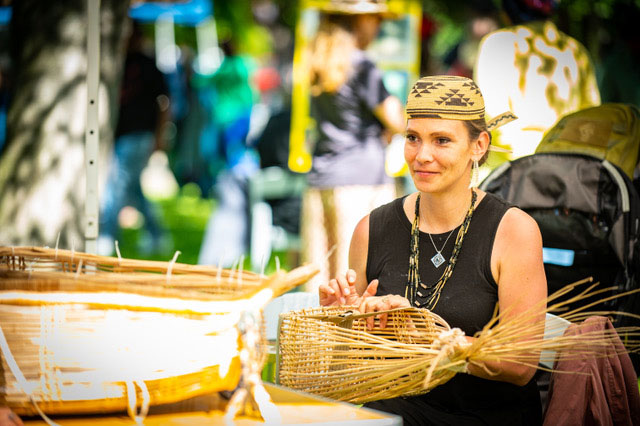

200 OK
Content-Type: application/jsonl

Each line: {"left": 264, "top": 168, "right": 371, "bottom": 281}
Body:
{"left": 99, "top": 0, "right": 640, "bottom": 281}
{"left": 1, "top": 0, "right": 637, "bottom": 279}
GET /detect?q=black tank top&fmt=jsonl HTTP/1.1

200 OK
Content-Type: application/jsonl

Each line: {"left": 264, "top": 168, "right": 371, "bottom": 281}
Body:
{"left": 365, "top": 192, "right": 542, "bottom": 426}
{"left": 367, "top": 191, "right": 507, "bottom": 335}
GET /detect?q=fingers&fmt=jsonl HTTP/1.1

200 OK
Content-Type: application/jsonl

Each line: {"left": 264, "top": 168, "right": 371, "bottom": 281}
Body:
{"left": 345, "top": 269, "right": 357, "bottom": 287}
{"left": 363, "top": 279, "right": 378, "bottom": 298}
{"left": 387, "top": 295, "right": 411, "bottom": 309}
{"left": 358, "top": 294, "right": 412, "bottom": 329}
{"left": 358, "top": 295, "right": 391, "bottom": 329}
{"left": 338, "top": 270, "right": 354, "bottom": 296}
{"left": 321, "top": 279, "right": 344, "bottom": 305}
{"left": 318, "top": 283, "right": 335, "bottom": 306}
{"left": 319, "top": 270, "right": 358, "bottom": 306}
{"left": 378, "top": 311, "right": 389, "bottom": 329}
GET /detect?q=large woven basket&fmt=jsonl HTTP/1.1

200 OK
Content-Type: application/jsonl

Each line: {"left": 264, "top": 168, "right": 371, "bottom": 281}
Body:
{"left": 0, "top": 246, "right": 319, "bottom": 417}
{"left": 277, "top": 306, "right": 457, "bottom": 403}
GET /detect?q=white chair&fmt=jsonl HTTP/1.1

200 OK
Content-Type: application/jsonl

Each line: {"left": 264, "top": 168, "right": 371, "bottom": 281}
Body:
{"left": 540, "top": 313, "right": 571, "bottom": 369}
{"left": 264, "top": 292, "right": 319, "bottom": 342}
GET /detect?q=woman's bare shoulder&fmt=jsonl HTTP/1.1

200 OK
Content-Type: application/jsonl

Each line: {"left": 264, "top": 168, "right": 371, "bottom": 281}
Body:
{"left": 352, "top": 213, "right": 371, "bottom": 245}
{"left": 494, "top": 206, "right": 543, "bottom": 258}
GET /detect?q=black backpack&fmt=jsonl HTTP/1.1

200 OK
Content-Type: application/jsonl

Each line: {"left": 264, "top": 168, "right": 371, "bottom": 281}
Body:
{"left": 480, "top": 153, "right": 640, "bottom": 372}
{"left": 535, "top": 103, "right": 640, "bottom": 180}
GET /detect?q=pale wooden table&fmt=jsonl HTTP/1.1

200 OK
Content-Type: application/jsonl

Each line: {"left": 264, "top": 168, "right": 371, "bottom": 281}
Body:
{"left": 23, "top": 383, "right": 401, "bottom": 425}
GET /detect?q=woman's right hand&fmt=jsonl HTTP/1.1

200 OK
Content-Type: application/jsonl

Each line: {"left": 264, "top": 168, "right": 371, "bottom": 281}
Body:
{"left": 319, "top": 269, "right": 378, "bottom": 306}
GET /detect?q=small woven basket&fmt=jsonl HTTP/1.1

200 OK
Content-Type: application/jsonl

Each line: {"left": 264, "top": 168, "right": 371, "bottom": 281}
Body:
{"left": 277, "top": 306, "right": 458, "bottom": 403}
{"left": 278, "top": 282, "right": 640, "bottom": 405}
{"left": 0, "top": 246, "right": 319, "bottom": 417}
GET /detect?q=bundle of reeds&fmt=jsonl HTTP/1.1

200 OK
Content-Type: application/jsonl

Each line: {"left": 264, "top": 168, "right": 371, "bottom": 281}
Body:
{"left": 0, "top": 246, "right": 319, "bottom": 421}
{"left": 277, "top": 279, "right": 640, "bottom": 404}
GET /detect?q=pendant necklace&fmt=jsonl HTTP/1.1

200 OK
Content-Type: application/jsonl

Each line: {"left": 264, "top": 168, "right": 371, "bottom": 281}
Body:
{"left": 406, "top": 190, "right": 477, "bottom": 308}
{"left": 427, "top": 228, "right": 455, "bottom": 268}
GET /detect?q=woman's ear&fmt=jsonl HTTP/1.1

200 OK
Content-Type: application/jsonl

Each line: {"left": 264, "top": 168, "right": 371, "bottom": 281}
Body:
{"left": 472, "top": 131, "right": 490, "bottom": 161}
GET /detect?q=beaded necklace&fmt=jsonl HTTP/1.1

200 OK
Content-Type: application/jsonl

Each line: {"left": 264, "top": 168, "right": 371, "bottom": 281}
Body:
{"left": 406, "top": 190, "right": 477, "bottom": 309}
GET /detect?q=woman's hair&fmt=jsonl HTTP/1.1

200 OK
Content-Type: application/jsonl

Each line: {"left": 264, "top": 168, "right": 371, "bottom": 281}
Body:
{"left": 463, "top": 118, "right": 492, "bottom": 165}
{"left": 309, "top": 14, "right": 357, "bottom": 95}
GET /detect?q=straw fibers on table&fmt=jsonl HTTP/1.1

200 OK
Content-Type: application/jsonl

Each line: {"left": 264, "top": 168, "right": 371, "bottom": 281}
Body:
{"left": 278, "top": 279, "right": 640, "bottom": 404}
{"left": 0, "top": 246, "right": 320, "bottom": 417}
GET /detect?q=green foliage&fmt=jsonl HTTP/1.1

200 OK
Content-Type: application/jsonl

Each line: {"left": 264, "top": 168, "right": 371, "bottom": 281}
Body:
{"left": 554, "top": 0, "right": 638, "bottom": 62}
{"left": 115, "top": 183, "right": 295, "bottom": 273}
{"left": 422, "top": 0, "right": 479, "bottom": 63}
{"left": 213, "top": 0, "right": 273, "bottom": 57}
{"left": 273, "top": 0, "right": 300, "bottom": 29}
{"left": 116, "top": 184, "right": 214, "bottom": 265}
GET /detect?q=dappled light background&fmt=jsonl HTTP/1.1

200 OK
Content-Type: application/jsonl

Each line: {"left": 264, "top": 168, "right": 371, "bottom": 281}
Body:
{"left": 0, "top": 0, "right": 637, "bottom": 272}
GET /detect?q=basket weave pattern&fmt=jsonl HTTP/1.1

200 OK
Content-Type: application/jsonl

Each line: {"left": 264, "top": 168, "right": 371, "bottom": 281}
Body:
{"left": 278, "top": 306, "right": 457, "bottom": 403}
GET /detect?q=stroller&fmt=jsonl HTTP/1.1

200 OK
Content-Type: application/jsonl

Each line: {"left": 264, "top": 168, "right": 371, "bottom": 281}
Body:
{"left": 480, "top": 103, "right": 640, "bottom": 372}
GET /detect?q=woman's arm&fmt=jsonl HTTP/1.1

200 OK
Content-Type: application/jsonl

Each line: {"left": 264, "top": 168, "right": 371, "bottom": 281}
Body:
{"left": 319, "top": 215, "right": 378, "bottom": 306}
{"left": 374, "top": 96, "right": 405, "bottom": 137}
{"left": 348, "top": 214, "right": 372, "bottom": 295}
{"left": 467, "top": 207, "right": 548, "bottom": 386}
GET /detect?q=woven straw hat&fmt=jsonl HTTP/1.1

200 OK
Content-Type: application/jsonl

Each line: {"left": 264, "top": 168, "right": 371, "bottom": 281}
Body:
{"left": 406, "top": 75, "right": 516, "bottom": 131}
{"left": 320, "top": 0, "right": 395, "bottom": 18}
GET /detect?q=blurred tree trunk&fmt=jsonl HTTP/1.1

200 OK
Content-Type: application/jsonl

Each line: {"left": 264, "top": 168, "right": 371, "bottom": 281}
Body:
{"left": 0, "top": 0, "right": 130, "bottom": 249}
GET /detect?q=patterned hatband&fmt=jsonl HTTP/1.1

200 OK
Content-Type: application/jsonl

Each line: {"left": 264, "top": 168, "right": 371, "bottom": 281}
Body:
{"left": 406, "top": 75, "right": 485, "bottom": 121}
{"left": 406, "top": 75, "right": 517, "bottom": 131}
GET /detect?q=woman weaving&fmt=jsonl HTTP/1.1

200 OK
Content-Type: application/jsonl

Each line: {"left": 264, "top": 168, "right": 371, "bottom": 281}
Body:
{"left": 319, "top": 75, "right": 548, "bottom": 425}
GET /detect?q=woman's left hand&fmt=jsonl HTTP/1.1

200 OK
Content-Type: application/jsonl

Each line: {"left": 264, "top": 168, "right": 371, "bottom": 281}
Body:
{"left": 358, "top": 294, "right": 411, "bottom": 329}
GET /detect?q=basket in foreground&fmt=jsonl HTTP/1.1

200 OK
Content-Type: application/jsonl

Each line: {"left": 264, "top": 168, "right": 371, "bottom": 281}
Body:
{"left": 277, "top": 306, "right": 458, "bottom": 403}
{"left": 0, "top": 246, "right": 319, "bottom": 417}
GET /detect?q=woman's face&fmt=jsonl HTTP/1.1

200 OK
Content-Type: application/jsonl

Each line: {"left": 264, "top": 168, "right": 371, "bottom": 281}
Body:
{"left": 404, "top": 118, "right": 481, "bottom": 194}
{"left": 354, "top": 14, "right": 382, "bottom": 48}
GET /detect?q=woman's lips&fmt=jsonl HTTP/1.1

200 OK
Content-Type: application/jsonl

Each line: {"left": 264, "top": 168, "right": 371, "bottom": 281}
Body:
{"left": 414, "top": 170, "right": 438, "bottom": 177}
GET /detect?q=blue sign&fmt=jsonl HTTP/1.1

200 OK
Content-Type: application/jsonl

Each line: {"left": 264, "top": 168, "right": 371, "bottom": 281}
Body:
{"left": 0, "top": 1, "right": 213, "bottom": 27}
{"left": 129, "top": 0, "right": 213, "bottom": 26}
{"left": 0, "top": 7, "right": 11, "bottom": 25}
{"left": 542, "top": 247, "right": 575, "bottom": 267}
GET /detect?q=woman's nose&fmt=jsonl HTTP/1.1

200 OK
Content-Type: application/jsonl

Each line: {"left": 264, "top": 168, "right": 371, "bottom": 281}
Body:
{"left": 415, "top": 142, "right": 434, "bottom": 163}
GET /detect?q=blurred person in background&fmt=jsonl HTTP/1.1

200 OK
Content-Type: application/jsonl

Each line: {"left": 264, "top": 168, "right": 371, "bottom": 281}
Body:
{"left": 474, "top": 0, "right": 600, "bottom": 163}
{"left": 254, "top": 68, "right": 303, "bottom": 237}
{"left": 98, "top": 22, "right": 172, "bottom": 256}
{"left": 301, "top": 0, "right": 405, "bottom": 292}
{"left": 197, "top": 39, "right": 259, "bottom": 268}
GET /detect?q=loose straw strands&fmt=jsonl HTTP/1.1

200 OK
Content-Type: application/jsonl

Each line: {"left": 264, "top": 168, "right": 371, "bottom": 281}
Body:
{"left": 0, "top": 246, "right": 263, "bottom": 293}
{"left": 278, "top": 279, "right": 640, "bottom": 404}
{"left": 468, "top": 278, "right": 640, "bottom": 371}
{"left": 0, "top": 246, "right": 321, "bottom": 305}
{"left": 0, "top": 246, "right": 262, "bottom": 279}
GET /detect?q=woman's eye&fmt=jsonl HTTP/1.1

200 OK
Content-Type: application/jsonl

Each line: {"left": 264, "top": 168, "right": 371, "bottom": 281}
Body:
{"left": 436, "top": 137, "right": 450, "bottom": 145}
{"left": 406, "top": 134, "right": 418, "bottom": 143}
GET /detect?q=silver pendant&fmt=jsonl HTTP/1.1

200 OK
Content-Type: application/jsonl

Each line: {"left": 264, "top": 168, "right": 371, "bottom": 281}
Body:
{"left": 431, "top": 252, "right": 445, "bottom": 268}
